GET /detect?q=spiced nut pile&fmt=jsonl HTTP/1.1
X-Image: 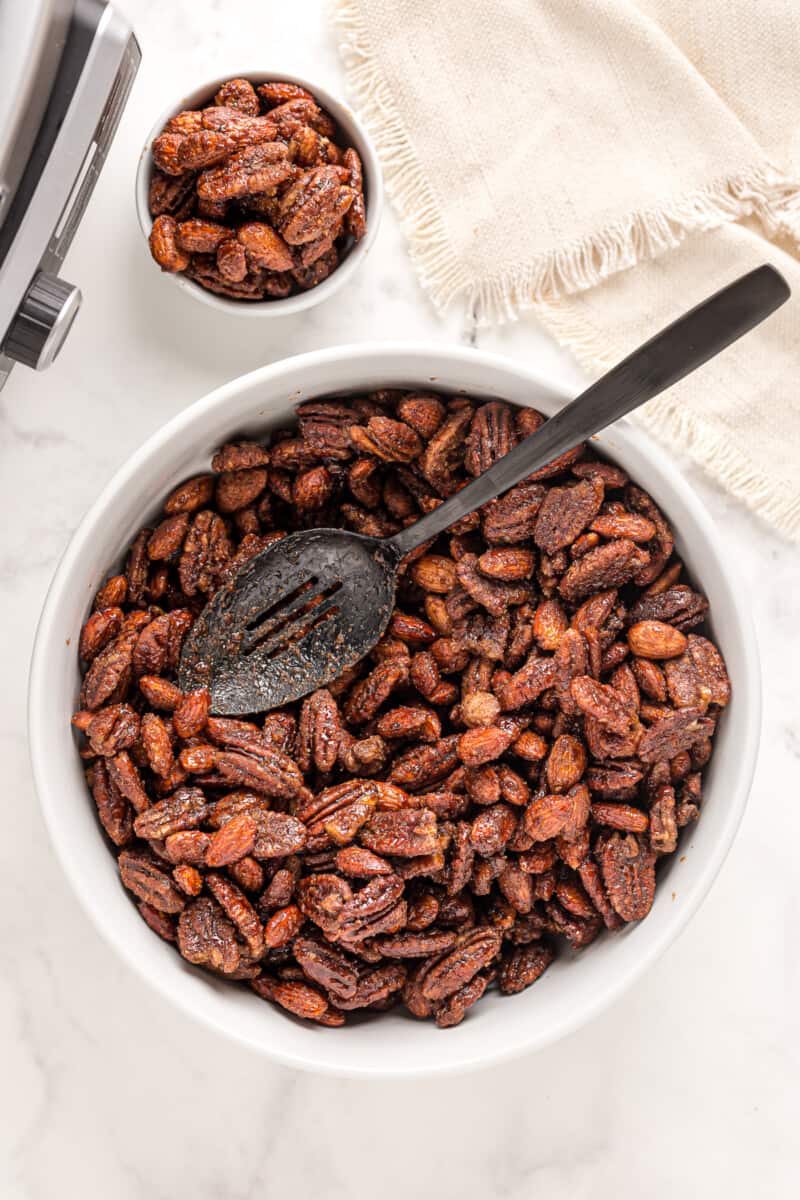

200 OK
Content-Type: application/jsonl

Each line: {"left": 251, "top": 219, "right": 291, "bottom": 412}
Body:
{"left": 73, "top": 390, "right": 730, "bottom": 1028}
{"left": 147, "top": 78, "right": 366, "bottom": 300}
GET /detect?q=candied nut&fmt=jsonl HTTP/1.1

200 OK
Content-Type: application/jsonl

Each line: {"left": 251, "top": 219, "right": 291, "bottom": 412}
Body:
{"left": 343, "top": 147, "right": 367, "bottom": 241}
{"left": 79, "top": 606, "right": 123, "bottom": 662}
{"left": 546, "top": 734, "right": 587, "bottom": 792}
{"left": 628, "top": 584, "right": 709, "bottom": 631}
{"left": 560, "top": 539, "right": 649, "bottom": 603}
{"left": 378, "top": 930, "right": 457, "bottom": 958}
{"left": 147, "top": 513, "right": 189, "bottom": 561}
{"left": 458, "top": 722, "right": 517, "bottom": 766}
{"left": 172, "top": 687, "right": 210, "bottom": 738}
{"left": 107, "top": 751, "right": 149, "bottom": 812}
{"left": 206, "top": 872, "right": 264, "bottom": 957}
{"left": 336, "top": 875, "right": 406, "bottom": 943}
{"left": 176, "top": 218, "right": 230, "bottom": 253}
{"left": 598, "top": 833, "right": 656, "bottom": 921}
{"left": 292, "top": 245, "right": 339, "bottom": 290}
{"left": 420, "top": 408, "right": 473, "bottom": 496}
{"left": 419, "top": 928, "right": 501, "bottom": 1001}
{"left": 412, "top": 555, "right": 457, "bottom": 593}
{"left": 343, "top": 659, "right": 408, "bottom": 725}
{"left": 149, "top": 168, "right": 196, "bottom": 218}
{"left": 179, "top": 511, "right": 232, "bottom": 595}
{"left": 334, "top": 962, "right": 406, "bottom": 1011}
{"left": 279, "top": 165, "right": 353, "bottom": 245}
{"left": 133, "top": 787, "right": 208, "bottom": 840}
{"left": 456, "top": 552, "right": 532, "bottom": 617}
{"left": 164, "top": 830, "right": 211, "bottom": 865}
{"left": 85, "top": 703, "right": 140, "bottom": 757}
{"left": 178, "top": 897, "right": 240, "bottom": 973}
{"left": 534, "top": 478, "right": 604, "bottom": 555}
{"left": 140, "top": 712, "right": 174, "bottom": 777}
{"left": 94, "top": 575, "right": 128, "bottom": 612}
{"left": 626, "top": 485, "right": 674, "bottom": 586}
{"left": 665, "top": 635, "right": 731, "bottom": 708}
{"left": 173, "top": 864, "right": 203, "bottom": 896}
{"left": 627, "top": 620, "right": 688, "bottom": 659}
{"left": 252, "top": 812, "right": 308, "bottom": 858}
{"left": 335, "top": 846, "right": 392, "bottom": 877}
{"left": 465, "top": 402, "right": 518, "bottom": 476}
{"left": 236, "top": 221, "right": 294, "bottom": 271}
{"left": 292, "top": 935, "right": 358, "bottom": 997}
{"left": 80, "top": 629, "right": 136, "bottom": 710}
{"left": 470, "top": 804, "right": 517, "bottom": 856}
{"left": 152, "top": 130, "right": 186, "bottom": 175}
{"left": 217, "top": 238, "right": 249, "bottom": 282}
{"left": 360, "top": 809, "right": 439, "bottom": 858}
{"left": 119, "top": 850, "right": 186, "bottom": 913}
{"left": 570, "top": 675, "right": 638, "bottom": 737}
{"left": 174, "top": 128, "right": 239, "bottom": 172}
{"left": 590, "top": 511, "right": 657, "bottom": 541}
{"left": 498, "top": 654, "right": 556, "bottom": 711}
{"left": 86, "top": 760, "right": 133, "bottom": 847}
{"left": 523, "top": 793, "right": 575, "bottom": 842}
{"left": 477, "top": 547, "right": 534, "bottom": 581}
{"left": 215, "top": 78, "right": 259, "bottom": 115}
{"left": 397, "top": 393, "right": 446, "bottom": 438}
{"left": 499, "top": 942, "right": 554, "bottom": 994}
{"left": 460, "top": 690, "right": 501, "bottom": 728}
{"left": 638, "top": 707, "right": 715, "bottom": 763}
{"left": 297, "top": 688, "right": 342, "bottom": 773}
{"left": 164, "top": 474, "right": 215, "bottom": 514}
{"left": 592, "top": 802, "right": 649, "bottom": 833}
{"left": 252, "top": 976, "right": 329, "bottom": 1021}
{"left": 649, "top": 784, "right": 678, "bottom": 854}
{"left": 483, "top": 480, "right": 546, "bottom": 544}
{"left": 258, "top": 81, "right": 315, "bottom": 108}
{"left": 511, "top": 730, "right": 548, "bottom": 761}
{"left": 137, "top": 902, "right": 177, "bottom": 942}
{"left": 205, "top": 812, "right": 257, "bottom": 866}
{"left": 149, "top": 215, "right": 191, "bottom": 272}
{"left": 376, "top": 705, "right": 440, "bottom": 744}
{"left": 196, "top": 139, "right": 292, "bottom": 201}
{"left": 216, "top": 467, "right": 267, "bottom": 514}
{"left": 390, "top": 611, "right": 436, "bottom": 644}
{"left": 352, "top": 416, "right": 422, "bottom": 463}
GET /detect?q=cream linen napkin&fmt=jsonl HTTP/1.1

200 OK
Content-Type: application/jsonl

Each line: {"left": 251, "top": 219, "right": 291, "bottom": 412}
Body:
{"left": 333, "top": 0, "right": 800, "bottom": 539}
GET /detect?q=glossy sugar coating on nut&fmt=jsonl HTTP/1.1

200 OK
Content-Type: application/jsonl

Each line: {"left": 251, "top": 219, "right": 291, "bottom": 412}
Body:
{"left": 73, "top": 392, "right": 730, "bottom": 1028}
{"left": 147, "top": 78, "right": 367, "bottom": 299}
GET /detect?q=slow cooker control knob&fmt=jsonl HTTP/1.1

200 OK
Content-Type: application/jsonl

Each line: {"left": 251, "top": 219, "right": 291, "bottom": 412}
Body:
{"left": 3, "top": 272, "right": 82, "bottom": 370}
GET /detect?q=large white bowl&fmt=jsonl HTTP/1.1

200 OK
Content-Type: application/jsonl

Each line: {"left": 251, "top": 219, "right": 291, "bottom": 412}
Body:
{"left": 29, "top": 345, "right": 760, "bottom": 1078}
{"left": 135, "top": 71, "right": 384, "bottom": 316}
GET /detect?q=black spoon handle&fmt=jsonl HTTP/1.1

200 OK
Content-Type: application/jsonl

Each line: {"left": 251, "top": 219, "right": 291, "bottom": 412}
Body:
{"left": 387, "top": 264, "right": 790, "bottom": 559}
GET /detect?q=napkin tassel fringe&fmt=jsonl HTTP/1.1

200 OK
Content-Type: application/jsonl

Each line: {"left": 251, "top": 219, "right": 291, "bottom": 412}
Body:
{"left": 470, "top": 165, "right": 800, "bottom": 323}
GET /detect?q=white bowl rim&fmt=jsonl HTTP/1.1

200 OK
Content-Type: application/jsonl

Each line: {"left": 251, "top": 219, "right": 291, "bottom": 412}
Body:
{"left": 134, "top": 69, "right": 384, "bottom": 317}
{"left": 28, "top": 342, "right": 761, "bottom": 1078}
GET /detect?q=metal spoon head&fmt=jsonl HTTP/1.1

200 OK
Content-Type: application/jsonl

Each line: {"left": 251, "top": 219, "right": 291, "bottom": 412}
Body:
{"left": 178, "top": 528, "right": 399, "bottom": 715}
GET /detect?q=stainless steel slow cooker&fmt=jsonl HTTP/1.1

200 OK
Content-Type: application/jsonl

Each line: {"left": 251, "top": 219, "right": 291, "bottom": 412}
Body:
{"left": 0, "top": 0, "right": 139, "bottom": 391}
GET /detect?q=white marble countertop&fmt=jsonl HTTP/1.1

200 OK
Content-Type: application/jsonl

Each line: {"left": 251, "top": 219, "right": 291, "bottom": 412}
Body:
{"left": 2, "top": 2, "right": 799, "bottom": 1196}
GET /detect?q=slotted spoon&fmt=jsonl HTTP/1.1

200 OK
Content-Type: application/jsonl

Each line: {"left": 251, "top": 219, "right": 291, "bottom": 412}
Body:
{"left": 178, "top": 264, "right": 789, "bottom": 714}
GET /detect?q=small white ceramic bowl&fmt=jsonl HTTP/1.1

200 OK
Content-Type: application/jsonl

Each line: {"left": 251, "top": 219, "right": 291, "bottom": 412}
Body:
{"left": 134, "top": 71, "right": 383, "bottom": 316}
{"left": 29, "top": 345, "right": 760, "bottom": 1078}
